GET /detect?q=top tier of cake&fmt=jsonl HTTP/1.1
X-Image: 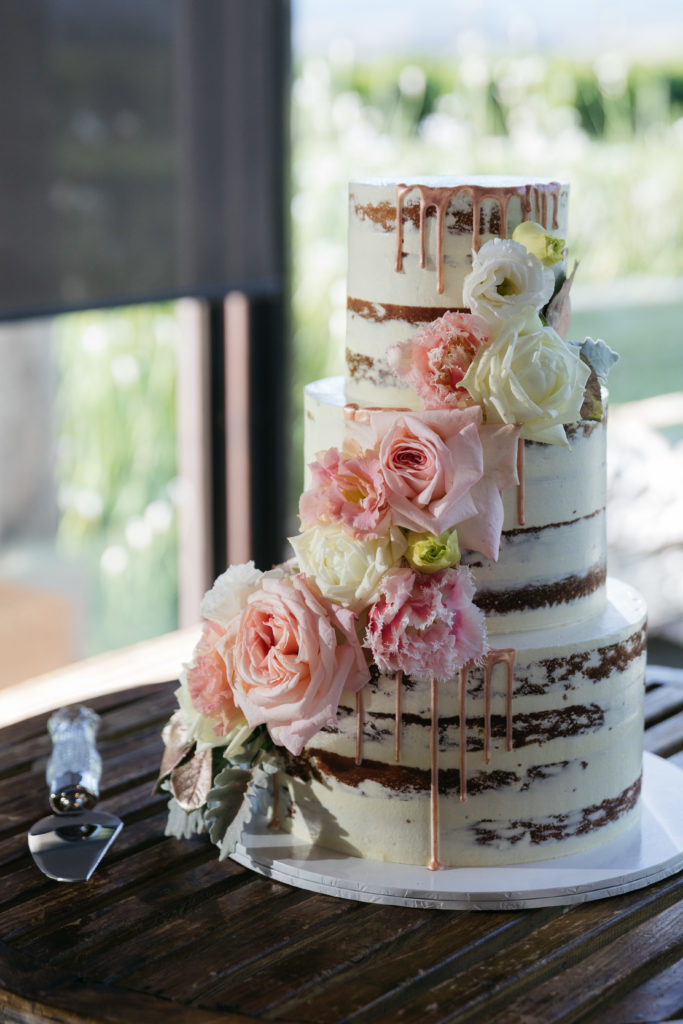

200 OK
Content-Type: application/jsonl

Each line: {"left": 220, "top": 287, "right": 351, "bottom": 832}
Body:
{"left": 346, "top": 176, "right": 570, "bottom": 409}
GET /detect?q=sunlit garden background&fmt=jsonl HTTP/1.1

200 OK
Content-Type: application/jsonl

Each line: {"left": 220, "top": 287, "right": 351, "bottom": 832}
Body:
{"left": 19, "top": 42, "right": 683, "bottom": 669}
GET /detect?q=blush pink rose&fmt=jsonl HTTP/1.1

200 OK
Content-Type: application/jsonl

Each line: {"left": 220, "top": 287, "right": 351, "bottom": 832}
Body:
{"left": 347, "top": 407, "right": 520, "bottom": 561}
{"left": 377, "top": 409, "right": 484, "bottom": 537}
{"left": 299, "top": 447, "right": 390, "bottom": 538}
{"left": 187, "top": 621, "right": 244, "bottom": 735}
{"left": 388, "top": 311, "right": 489, "bottom": 409}
{"left": 364, "top": 567, "right": 488, "bottom": 682}
{"left": 218, "top": 574, "right": 368, "bottom": 756}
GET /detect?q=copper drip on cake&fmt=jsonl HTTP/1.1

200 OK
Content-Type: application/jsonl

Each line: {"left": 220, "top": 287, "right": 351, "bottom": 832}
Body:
{"left": 355, "top": 689, "right": 363, "bottom": 766}
{"left": 483, "top": 649, "right": 517, "bottom": 752}
{"left": 516, "top": 436, "right": 526, "bottom": 525}
{"left": 394, "top": 181, "right": 562, "bottom": 296}
{"left": 428, "top": 676, "right": 441, "bottom": 870}
{"left": 394, "top": 184, "right": 413, "bottom": 274}
{"left": 343, "top": 402, "right": 359, "bottom": 421}
{"left": 394, "top": 669, "right": 403, "bottom": 763}
{"left": 458, "top": 663, "right": 469, "bottom": 802}
{"left": 268, "top": 771, "right": 281, "bottom": 831}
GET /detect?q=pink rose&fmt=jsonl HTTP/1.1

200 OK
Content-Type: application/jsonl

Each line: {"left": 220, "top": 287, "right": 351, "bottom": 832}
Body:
{"left": 347, "top": 407, "right": 519, "bottom": 561}
{"left": 187, "top": 621, "right": 244, "bottom": 735}
{"left": 377, "top": 409, "right": 483, "bottom": 536}
{"left": 218, "top": 574, "right": 368, "bottom": 755}
{"left": 365, "top": 567, "right": 488, "bottom": 682}
{"left": 388, "top": 311, "right": 489, "bottom": 409}
{"left": 299, "top": 447, "right": 390, "bottom": 538}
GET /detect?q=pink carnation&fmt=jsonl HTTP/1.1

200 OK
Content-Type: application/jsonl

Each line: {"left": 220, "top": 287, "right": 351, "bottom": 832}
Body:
{"left": 187, "top": 621, "right": 244, "bottom": 735}
{"left": 388, "top": 311, "right": 488, "bottom": 409}
{"left": 299, "top": 447, "right": 389, "bottom": 538}
{"left": 218, "top": 574, "right": 368, "bottom": 756}
{"left": 364, "top": 567, "right": 488, "bottom": 682}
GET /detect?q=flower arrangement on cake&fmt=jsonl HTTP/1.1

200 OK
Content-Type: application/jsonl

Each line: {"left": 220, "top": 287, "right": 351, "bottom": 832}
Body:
{"left": 157, "top": 218, "right": 618, "bottom": 859}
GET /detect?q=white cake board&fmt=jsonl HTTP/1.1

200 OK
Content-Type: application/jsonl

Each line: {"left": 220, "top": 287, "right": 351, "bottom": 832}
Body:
{"left": 230, "top": 752, "right": 683, "bottom": 910}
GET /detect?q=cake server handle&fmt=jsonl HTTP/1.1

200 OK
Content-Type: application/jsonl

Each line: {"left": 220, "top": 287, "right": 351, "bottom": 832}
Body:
{"left": 46, "top": 706, "right": 103, "bottom": 814}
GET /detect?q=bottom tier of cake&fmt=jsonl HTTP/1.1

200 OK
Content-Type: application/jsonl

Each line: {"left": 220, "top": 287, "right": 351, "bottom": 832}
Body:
{"left": 275, "top": 579, "right": 647, "bottom": 868}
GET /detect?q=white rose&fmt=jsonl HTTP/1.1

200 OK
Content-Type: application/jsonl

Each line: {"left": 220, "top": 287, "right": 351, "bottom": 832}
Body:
{"left": 289, "top": 523, "right": 407, "bottom": 610}
{"left": 200, "top": 560, "right": 284, "bottom": 626}
{"left": 461, "top": 312, "right": 591, "bottom": 447}
{"left": 464, "top": 238, "right": 555, "bottom": 329}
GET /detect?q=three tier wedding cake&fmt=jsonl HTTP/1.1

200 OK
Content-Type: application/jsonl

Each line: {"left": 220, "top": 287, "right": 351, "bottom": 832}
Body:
{"left": 158, "top": 176, "right": 647, "bottom": 871}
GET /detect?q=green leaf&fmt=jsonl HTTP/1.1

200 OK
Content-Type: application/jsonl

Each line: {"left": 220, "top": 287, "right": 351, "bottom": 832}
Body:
{"left": 164, "top": 796, "right": 207, "bottom": 840}
{"left": 204, "top": 756, "right": 280, "bottom": 861}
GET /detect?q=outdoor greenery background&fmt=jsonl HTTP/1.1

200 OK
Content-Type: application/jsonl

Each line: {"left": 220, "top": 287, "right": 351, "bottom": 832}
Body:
{"left": 54, "top": 50, "right": 683, "bottom": 656}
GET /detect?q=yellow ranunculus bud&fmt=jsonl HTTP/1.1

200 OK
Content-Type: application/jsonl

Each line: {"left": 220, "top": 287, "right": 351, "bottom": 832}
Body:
{"left": 405, "top": 529, "right": 461, "bottom": 574}
{"left": 512, "top": 220, "right": 566, "bottom": 267}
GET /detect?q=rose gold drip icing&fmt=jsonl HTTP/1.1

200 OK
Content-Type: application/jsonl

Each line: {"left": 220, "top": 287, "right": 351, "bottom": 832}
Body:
{"left": 484, "top": 661, "right": 492, "bottom": 764}
{"left": 483, "top": 649, "right": 517, "bottom": 752}
{"left": 394, "top": 182, "right": 562, "bottom": 294}
{"left": 503, "top": 649, "right": 516, "bottom": 751}
{"left": 345, "top": 403, "right": 411, "bottom": 425}
{"left": 516, "top": 436, "right": 526, "bottom": 525}
{"left": 458, "top": 663, "right": 469, "bottom": 802}
{"left": 416, "top": 187, "right": 452, "bottom": 293}
{"left": 428, "top": 676, "right": 441, "bottom": 870}
{"left": 268, "top": 771, "right": 281, "bottom": 831}
{"left": 355, "top": 689, "right": 363, "bottom": 766}
{"left": 394, "top": 669, "right": 403, "bottom": 763}
{"left": 394, "top": 184, "right": 413, "bottom": 273}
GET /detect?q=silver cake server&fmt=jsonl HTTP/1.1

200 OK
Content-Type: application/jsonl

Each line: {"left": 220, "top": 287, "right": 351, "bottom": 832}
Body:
{"left": 28, "top": 706, "right": 123, "bottom": 882}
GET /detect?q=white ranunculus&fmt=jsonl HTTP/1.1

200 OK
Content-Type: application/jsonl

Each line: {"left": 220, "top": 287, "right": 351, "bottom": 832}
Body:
{"left": 200, "top": 561, "right": 284, "bottom": 626}
{"left": 289, "top": 523, "right": 407, "bottom": 610}
{"left": 464, "top": 238, "right": 555, "bottom": 329}
{"left": 461, "top": 312, "right": 591, "bottom": 447}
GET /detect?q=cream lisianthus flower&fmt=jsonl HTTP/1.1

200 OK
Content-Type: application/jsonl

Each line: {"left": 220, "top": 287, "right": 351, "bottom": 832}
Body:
{"left": 464, "top": 238, "right": 555, "bottom": 330}
{"left": 461, "top": 311, "right": 591, "bottom": 447}
{"left": 512, "top": 220, "right": 566, "bottom": 266}
{"left": 289, "top": 523, "right": 407, "bottom": 610}
{"left": 405, "top": 529, "right": 461, "bottom": 574}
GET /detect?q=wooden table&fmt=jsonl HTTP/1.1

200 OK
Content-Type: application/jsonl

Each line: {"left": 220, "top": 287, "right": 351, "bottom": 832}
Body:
{"left": 1, "top": 670, "right": 683, "bottom": 1024}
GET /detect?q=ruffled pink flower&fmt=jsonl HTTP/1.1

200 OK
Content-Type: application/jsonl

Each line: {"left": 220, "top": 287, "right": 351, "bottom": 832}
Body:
{"left": 299, "top": 447, "right": 390, "bottom": 538}
{"left": 187, "top": 621, "right": 244, "bottom": 735}
{"left": 218, "top": 574, "right": 368, "bottom": 756}
{"left": 388, "top": 311, "right": 489, "bottom": 409}
{"left": 364, "top": 567, "right": 488, "bottom": 682}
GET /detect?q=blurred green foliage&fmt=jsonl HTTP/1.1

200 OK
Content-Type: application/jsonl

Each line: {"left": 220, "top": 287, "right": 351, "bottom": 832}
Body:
{"left": 53, "top": 51, "right": 683, "bottom": 655}
{"left": 54, "top": 303, "right": 179, "bottom": 654}
{"left": 289, "top": 51, "right": 683, "bottom": 501}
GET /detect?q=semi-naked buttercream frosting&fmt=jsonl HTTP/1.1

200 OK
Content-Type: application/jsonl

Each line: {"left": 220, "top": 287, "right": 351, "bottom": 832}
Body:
{"left": 159, "top": 175, "right": 647, "bottom": 875}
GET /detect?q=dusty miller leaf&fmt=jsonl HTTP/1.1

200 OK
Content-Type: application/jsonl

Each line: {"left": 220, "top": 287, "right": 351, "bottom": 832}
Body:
{"left": 204, "top": 757, "right": 279, "bottom": 861}
{"left": 164, "top": 795, "right": 207, "bottom": 839}
{"left": 580, "top": 337, "right": 619, "bottom": 381}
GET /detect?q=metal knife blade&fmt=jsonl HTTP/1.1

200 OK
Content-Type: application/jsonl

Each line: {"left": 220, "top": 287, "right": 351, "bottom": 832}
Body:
{"left": 28, "top": 706, "right": 123, "bottom": 882}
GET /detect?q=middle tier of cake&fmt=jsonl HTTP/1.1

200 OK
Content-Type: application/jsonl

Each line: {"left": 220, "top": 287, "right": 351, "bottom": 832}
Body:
{"left": 304, "top": 377, "right": 607, "bottom": 635}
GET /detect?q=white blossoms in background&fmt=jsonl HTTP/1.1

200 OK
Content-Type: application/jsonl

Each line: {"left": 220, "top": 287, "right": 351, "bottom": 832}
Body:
{"left": 461, "top": 312, "right": 591, "bottom": 447}
{"left": 289, "top": 522, "right": 407, "bottom": 610}
{"left": 464, "top": 238, "right": 555, "bottom": 329}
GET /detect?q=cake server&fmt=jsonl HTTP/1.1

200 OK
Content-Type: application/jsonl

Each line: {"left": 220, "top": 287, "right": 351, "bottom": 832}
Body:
{"left": 28, "top": 706, "right": 123, "bottom": 882}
